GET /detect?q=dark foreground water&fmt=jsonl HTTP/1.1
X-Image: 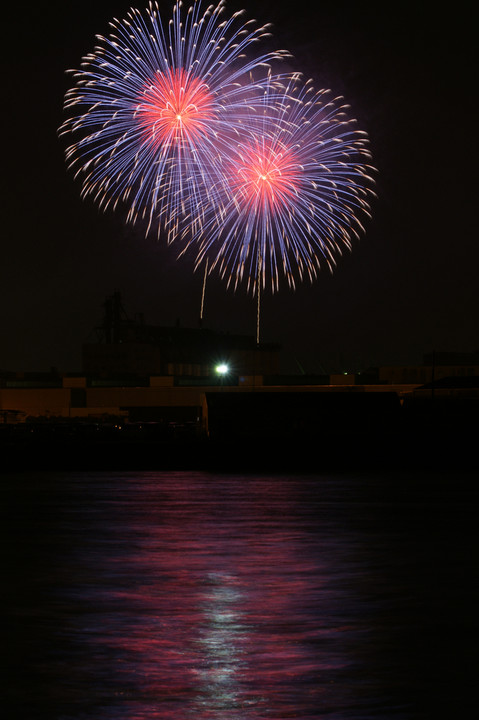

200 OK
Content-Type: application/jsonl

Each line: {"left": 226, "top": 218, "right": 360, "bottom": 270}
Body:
{"left": 2, "top": 471, "right": 478, "bottom": 719}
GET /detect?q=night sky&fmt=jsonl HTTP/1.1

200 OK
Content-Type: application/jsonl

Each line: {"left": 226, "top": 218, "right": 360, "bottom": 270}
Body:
{"left": 3, "top": 1, "right": 476, "bottom": 374}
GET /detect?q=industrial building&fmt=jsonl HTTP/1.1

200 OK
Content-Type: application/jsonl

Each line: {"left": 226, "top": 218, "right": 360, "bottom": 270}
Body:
{"left": 0, "top": 293, "right": 477, "bottom": 470}
{"left": 82, "top": 291, "right": 280, "bottom": 378}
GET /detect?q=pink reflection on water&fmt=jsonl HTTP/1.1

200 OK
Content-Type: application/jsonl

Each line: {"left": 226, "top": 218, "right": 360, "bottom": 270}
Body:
{"left": 72, "top": 474, "right": 358, "bottom": 718}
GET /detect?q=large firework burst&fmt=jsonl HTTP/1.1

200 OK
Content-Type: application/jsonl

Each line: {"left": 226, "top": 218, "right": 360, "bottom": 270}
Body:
{"left": 59, "top": 0, "right": 289, "bottom": 239}
{"left": 188, "top": 74, "right": 376, "bottom": 294}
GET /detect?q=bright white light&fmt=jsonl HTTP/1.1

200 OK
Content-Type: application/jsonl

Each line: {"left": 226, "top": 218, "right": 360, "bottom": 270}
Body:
{"left": 216, "top": 363, "right": 229, "bottom": 375}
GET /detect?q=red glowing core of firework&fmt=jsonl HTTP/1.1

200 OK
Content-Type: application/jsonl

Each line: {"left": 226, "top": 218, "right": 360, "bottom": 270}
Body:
{"left": 137, "top": 69, "right": 215, "bottom": 147}
{"left": 235, "top": 141, "right": 299, "bottom": 212}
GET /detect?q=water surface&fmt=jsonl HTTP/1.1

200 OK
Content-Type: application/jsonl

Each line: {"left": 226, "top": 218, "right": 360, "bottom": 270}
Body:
{"left": 3, "top": 471, "right": 477, "bottom": 719}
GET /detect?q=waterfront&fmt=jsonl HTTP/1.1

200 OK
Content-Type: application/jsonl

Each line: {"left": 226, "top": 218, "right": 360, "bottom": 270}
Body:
{"left": 2, "top": 471, "right": 477, "bottom": 719}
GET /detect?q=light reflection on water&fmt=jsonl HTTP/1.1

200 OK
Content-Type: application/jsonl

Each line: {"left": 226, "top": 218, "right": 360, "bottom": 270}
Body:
{"left": 4, "top": 471, "right": 477, "bottom": 719}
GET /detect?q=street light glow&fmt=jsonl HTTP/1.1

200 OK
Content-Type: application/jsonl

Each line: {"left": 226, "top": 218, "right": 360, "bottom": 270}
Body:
{"left": 216, "top": 363, "right": 229, "bottom": 375}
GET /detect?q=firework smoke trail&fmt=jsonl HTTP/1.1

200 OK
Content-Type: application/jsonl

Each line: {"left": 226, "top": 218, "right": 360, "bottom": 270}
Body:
{"left": 189, "top": 74, "right": 376, "bottom": 295}
{"left": 59, "top": 1, "right": 290, "bottom": 240}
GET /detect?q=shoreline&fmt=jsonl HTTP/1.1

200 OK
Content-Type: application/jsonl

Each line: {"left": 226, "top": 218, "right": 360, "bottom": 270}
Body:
{"left": 1, "top": 420, "right": 477, "bottom": 473}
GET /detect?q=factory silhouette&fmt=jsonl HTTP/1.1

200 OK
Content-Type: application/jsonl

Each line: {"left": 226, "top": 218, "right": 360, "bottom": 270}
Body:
{"left": 1, "top": 292, "right": 477, "bottom": 471}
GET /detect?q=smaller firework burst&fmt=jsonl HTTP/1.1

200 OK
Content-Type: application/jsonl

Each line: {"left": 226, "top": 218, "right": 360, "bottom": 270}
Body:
{"left": 186, "top": 74, "right": 376, "bottom": 294}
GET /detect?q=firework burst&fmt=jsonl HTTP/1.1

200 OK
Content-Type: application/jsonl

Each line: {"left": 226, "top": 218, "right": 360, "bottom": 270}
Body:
{"left": 59, "top": 1, "right": 290, "bottom": 239}
{"left": 188, "top": 74, "right": 376, "bottom": 294}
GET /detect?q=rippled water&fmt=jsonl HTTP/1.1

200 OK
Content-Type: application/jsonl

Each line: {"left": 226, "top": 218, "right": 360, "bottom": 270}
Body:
{"left": 3, "top": 471, "right": 477, "bottom": 719}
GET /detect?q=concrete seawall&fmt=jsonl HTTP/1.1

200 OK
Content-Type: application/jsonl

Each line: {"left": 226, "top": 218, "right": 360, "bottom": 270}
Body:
{"left": 2, "top": 395, "right": 477, "bottom": 473}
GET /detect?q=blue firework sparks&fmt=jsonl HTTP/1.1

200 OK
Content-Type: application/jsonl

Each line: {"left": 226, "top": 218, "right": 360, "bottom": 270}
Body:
{"left": 187, "top": 74, "right": 376, "bottom": 293}
{"left": 59, "top": 0, "right": 290, "bottom": 239}
{"left": 59, "top": 2, "right": 376, "bottom": 299}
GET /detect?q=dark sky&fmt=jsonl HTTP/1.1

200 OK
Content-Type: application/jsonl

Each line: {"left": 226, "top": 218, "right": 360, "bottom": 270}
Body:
{"left": 3, "top": 1, "right": 476, "bottom": 373}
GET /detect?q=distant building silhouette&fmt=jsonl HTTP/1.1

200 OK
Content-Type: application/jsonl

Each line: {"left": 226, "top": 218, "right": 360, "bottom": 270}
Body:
{"left": 0, "top": 296, "right": 477, "bottom": 449}
{"left": 82, "top": 291, "right": 280, "bottom": 377}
